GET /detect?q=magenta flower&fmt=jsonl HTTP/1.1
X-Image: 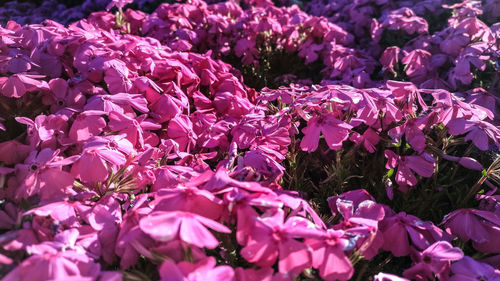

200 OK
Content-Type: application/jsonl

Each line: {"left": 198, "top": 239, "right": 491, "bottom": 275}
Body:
{"left": 306, "top": 229, "right": 354, "bottom": 281}
{"left": 240, "top": 209, "right": 318, "bottom": 275}
{"left": 152, "top": 186, "right": 224, "bottom": 220}
{"left": 69, "top": 111, "right": 107, "bottom": 142}
{"left": 139, "top": 211, "right": 230, "bottom": 249}
{"left": 380, "top": 47, "right": 400, "bottom": 74}
{"left": 349, "top": 128, "right": 380, "bottom": 153}
{"left": 0, "top": 140, "right": 31, "bottom": 165}
{"left": 3, "top": 241, "right": 101, "bottom": 281}
{"left": 450, "top": 256, "right": 500, "bottom": 281}
{"left": 84, "top": 195, "right": 122, "bottom": 264}
{"left": 373, "top": 94, "right": 403, "bottom": 129}
{"left": 384, "top": 150, "right": 435, "bottom": 188}
{"left": 447, "top": 119, "right": 500, "bottom": 151}
{"left": 71, "top": 135, "right": 133, "bottom": 183}
{"left": 382, "top": 8, "right": 428, "bottom": 35}
{"left": 15, "top": 148, "right": 77, "bottom": 200}
{"left": 16, "top": 114, "right": 69, "bottom": 149}
{"left": 84, "top": 93, "right": 148, "bottom": 114}
{"left": 167, "top": 115, "right": 197, "bottom": 153}
{"left": 442, "top": 208, "right": 500, "bottom": 253}
{"left": 115, "top": 195, "right": 155, "bottom": 269}
{"left": 24, "top": 201, "right": 81, "bottom": 227}
{"left": 46, "top": 78, "right": 86, "bottom": 113}
{"left": 149, "top": 94, "right": 183, "bottom": 123}
{"left": 108, "top": 111, "right": 161, "bottom": 148}
{"left": 401, "top": 49, "right": 432, "bottom": 79}
{"left": 374, "top": 273, "right": 409, "bottom": 281}
{"left": 301, "top": 113, "right": 352, "bottom": 152}
{"left": 328, "top": 189, "right": 376, "bottom": 216}
{"left": 222, "top": 187, "right": 282, "bottom": 245}
{"left": 235, "top": 267, "right": 274, "bottom": 281}
{"left": 388, "top": 117, "right": 427, "bottom": 153}
{"left": 159, "top": 257, "right": 234, "bottom": 281}
{"left": 380, "top": 212, "right": 449, "bottom": 257}
{"left": 333, "top": 198, "right": 385, "bottom": 259}
{"left": 0, "top": 74, "right": 47, "bottom": 98}
{"left": 403, "top": 241, "right": 463, "bottom": 281}
{"left": 386, "top": 80, "right": 427, "bottom": 114}
{"left": 214, "top": 91, "right": 253, "bottom": 118}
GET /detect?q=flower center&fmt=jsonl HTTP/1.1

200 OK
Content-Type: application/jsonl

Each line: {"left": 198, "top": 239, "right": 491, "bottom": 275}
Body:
{"left": 271, "top": 227, "right": 284, "bottom": 242}
{"left": 423, "top": 255, "right": 432, "bottom": 264}
{"left": 107, "top": 140, "right": 118, "bottom": 150}
{"left": 29, "top": 164, "right": 39, "bottom": 171}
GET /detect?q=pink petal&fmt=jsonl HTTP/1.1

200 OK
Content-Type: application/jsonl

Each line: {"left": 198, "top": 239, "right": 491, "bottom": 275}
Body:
{"left": 139, "top": 212, "right": 180, "bottom": 242}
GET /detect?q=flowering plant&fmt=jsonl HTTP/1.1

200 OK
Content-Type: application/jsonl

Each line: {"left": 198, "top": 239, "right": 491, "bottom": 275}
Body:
{"left": 0, "top": 0, "right": 500, "bottom": 280}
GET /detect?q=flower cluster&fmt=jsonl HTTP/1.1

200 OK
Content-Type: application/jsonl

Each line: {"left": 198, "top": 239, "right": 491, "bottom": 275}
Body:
{"left": 0, "top": 0, "right": 500, "bottom": 280}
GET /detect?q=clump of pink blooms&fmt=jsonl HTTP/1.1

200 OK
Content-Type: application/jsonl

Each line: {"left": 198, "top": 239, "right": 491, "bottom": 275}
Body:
{"left": 0, "top": 0, "right": 500, "bottom": 280}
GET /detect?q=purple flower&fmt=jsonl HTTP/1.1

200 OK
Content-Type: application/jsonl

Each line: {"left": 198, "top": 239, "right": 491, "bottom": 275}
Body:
{"left": 384, "top": 150, "right": 435, "bottom": 188}
{"left": 301, "top": 113, "right": 352, "bottom": 152}
{"left": 450, "top": 256, "right": 500, "bottom": 281}
{"left": 403, "top": 241, "right": 463, "bottom": 281}
{"left": 447, "top": 119, "right": 500, "bottom": 151}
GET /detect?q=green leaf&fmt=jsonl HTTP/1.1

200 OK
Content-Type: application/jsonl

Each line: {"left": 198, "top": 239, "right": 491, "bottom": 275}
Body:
{"left": 482, "top": 169, "right": 488, "bottom": 177}
{"left": 385, "top": 168, "right": 394, "bottom": 178}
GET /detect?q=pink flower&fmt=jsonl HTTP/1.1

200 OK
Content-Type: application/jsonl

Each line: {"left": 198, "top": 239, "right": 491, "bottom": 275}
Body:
{"left": 222, "top": 187, "right": 282, "bottom": 245}
{"left": 106, "top": 0, "right": 134, "bottom": 11}
{"left": 0, "top": 74, "right": 47, "bottom": 98}
{"left": 442, "top": 209, "right": 500, "bottom": 252}
{"left": 349, "top": 128, "right": 380, "bottom": 153}
{"left": 401, "top": 49, "right": 432, "bottom": 79}
{"left": 45, "top": 78, "right": 86, "bottom": 113}
{"left": 447, "top": 119, "right": 500, "bottom": 151}
{"left": 115, "top": 195, "right": 155, "bottom": 269}
{"left": 403, "top": 241, "right": 464, "bottom": 281}
{"left": 152, "top": 186, "right": 224, "bottom": 220}
{"left": 301, "top": 113, "right": 353, "bottom": 152}
{"left": 450, "top": 256, "right": 500, "bottom": 281}
{"left": 167, "top": 115, "right": 197, "bottom": 153}
{"left": 384, "top": 150, "right": 435, "bottom": 188}
{"left": 0, "top": 140, "right": 31, "bottom": 165}
{"left": 386, "top": 80, "right": 428, "bottom": 114}
{"left": 24, "top": 201, "right": 81, "bottom": 227}
{"left": 213, "top": 91, "right": 253, "bottom": 118}
{"left": 15, "top": 148, "right": 77, "bottom": 200}
{"left": 139, "top": 211, "right": 231, "bottom": 249}
{"left": 306, "top": 229, "right": 354, "bottom": 281}
{"left": 374, "top": 273, "right": 409, "bottom": 281}
{"left": 108, "top": 111, "right": 161, "bottom": 148}
{"left": 2, "top": 243, "right": 100, "bottom": 281}
{"left": 240, "top": 209, "right": 318, "bottom": 275}
{"left": 380, "top": 47, "right": 400, "bottom": 74}
{"left": 69, "top": 111, "right": 107, "bottom": 142}
{"left": 71, "top": 135, "right": 133, "bottom": 183}
{"left": 235, "top": 267, "right": 274, "bottom": 281}
{"left": 442, "top": 155, "right": 484, "bottom": 171}
{"left": 159, "top": 257, "right": 234, "bottom": 281}
{"left": 333, "top": 198, "right": 385, "bottom": 259}
{"left": 84, "top": 93, "right": 148, "bottom": 114}
{"left": 388, "top": 117, "right": 427, "bottom": 153}
{"left": 382, "top": 8, "right": 428, "bottom": 35}
{"left": 380, "top": 212, "right": 449, "bottom": 257}
{"left": 84, "top": 195, "right": 122, "bottom": 264}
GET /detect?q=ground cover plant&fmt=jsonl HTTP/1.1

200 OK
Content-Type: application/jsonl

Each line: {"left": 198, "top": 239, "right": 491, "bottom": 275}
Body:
{"left": 0, "top": 0, "right": 500, "bottom": 280}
